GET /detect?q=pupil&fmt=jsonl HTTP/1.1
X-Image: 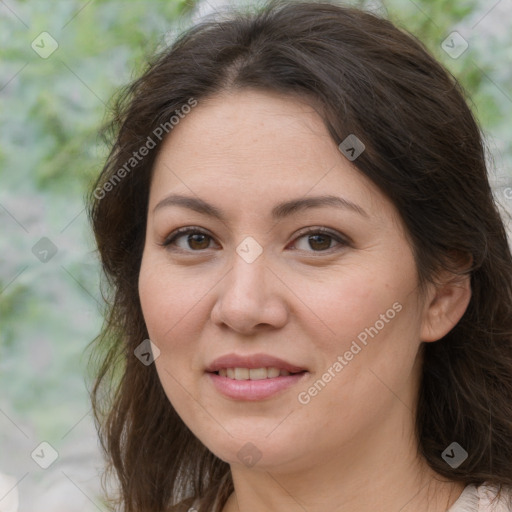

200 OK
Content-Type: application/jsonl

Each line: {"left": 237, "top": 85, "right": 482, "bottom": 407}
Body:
{"left": 309, "top": 234, "right": 330, "bottom": 250}
{"left": 189, "top": 234, "right": 209, "bottom": 250}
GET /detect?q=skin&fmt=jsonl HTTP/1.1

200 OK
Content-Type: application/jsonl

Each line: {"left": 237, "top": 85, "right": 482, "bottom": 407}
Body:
{"left": 138, "top": 89, "right": 471, "bottom": 512}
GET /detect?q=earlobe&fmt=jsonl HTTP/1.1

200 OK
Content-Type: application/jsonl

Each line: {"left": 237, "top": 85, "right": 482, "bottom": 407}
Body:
{"left": 420, "top": 272, "right": 472, "bottom": 343}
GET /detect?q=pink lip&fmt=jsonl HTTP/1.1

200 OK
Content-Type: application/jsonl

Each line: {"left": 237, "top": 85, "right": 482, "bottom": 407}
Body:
{"left": 207, "top": 372, "right": 308, "bottom": 401}
{"left": 205, "top": 353, "right": 308, "bottom": 401}
{"left": 205, "top": 353, "right": 306, "bottom": 374}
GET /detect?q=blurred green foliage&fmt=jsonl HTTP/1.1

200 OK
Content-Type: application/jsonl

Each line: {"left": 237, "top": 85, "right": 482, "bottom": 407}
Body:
{"left": 382, "top": 0, "right": 508, "bottom": 132}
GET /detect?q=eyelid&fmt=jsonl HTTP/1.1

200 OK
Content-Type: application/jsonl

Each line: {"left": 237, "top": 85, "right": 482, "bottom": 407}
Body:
{"left": 161, "top": 226, "right": 215, "bottom": 248}
{"left": 291, "top": 226, "right": 352, "bottom": 246}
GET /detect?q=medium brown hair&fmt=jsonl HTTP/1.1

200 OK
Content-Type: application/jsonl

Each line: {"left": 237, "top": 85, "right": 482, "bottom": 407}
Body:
{"left": 88, "top": 1, "right": 512, "bottom": 510}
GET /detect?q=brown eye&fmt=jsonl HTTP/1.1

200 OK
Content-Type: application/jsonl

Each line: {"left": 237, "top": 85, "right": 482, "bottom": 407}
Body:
{"left": 306, "top": 233, "right": 333, "bottom": 251}
{"left": 292, "top": 228, "right": 348, "bottom": 252}
{"left": 163, "top": 227, "right": 216, "bottom": 251}
{"left": 185, "top": 233, "right": 211, "bottom": 250}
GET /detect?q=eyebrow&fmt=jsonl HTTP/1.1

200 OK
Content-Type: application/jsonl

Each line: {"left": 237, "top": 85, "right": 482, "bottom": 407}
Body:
{"left": 153, "top": 193, "right": 368, "bottom": 220}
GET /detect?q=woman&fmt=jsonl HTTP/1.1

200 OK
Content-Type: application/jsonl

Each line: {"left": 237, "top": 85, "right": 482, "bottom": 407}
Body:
{"left": 88, "top": 1, "right": 512, "bottom": 511}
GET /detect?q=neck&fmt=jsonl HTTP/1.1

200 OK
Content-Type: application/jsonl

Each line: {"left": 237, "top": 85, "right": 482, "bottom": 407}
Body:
{"left": 223, "top": 457, "right": 463, "bottom": 512}
{"left": 221, "top": 401, "right": 464, "bottom": 512}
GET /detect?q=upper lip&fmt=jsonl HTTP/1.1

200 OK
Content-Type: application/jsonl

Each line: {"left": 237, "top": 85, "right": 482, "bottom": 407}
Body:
{"left": 206, "top": 353, "right": 307, "bottom": 373}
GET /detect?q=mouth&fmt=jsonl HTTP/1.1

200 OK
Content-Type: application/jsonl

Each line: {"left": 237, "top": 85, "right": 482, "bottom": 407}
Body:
{"left": 205, "top": 353, "right": 308, "bottom": 400}
{"left": 213, "top": 367, "right": 305, "bottom": 379}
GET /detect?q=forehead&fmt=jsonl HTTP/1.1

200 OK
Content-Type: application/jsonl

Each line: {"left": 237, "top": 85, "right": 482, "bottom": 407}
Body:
{"left": 148, "top": 89, "right": 393, "bottom": 224}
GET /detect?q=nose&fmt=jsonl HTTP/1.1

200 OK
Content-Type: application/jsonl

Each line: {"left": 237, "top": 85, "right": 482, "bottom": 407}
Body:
{"left": 210, "top": 247, "right": 289, "bottom": 334}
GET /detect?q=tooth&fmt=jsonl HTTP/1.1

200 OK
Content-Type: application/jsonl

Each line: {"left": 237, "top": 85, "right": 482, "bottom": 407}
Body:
{"left": 267, "top": 367, "right": 280, "bottom": 378}
{"left": 234, "top": 368, "right": 250, "bottom": 380}
{"left": 249, "top": 368, "right": 268, "bottom": 380}
{"left": 221, "top": 367, "right": 295, "bottom": 380}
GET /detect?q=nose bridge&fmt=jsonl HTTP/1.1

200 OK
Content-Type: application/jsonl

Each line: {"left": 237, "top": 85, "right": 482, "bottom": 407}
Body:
{"left": 226, "top": 243, "right": 269, "bottom": 305}
{"left": 211, "top": 240, "right": 288, "bottom": 332}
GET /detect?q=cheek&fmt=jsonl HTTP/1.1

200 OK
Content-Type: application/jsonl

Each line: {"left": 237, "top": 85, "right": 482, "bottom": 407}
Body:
{"left": 138, "top": 258, "right": 199, "bottom": 398}
{"left": 138, "top": 257, "right": 208, "bottom": 427}
{"left": 138, "top": 254, "right": 209, "bottom": 344}
{"left": 289, "top": 262, "right": 411, "bottom": 351}
{"left": 290, "top": 262, "right": 422, "bottom": 405}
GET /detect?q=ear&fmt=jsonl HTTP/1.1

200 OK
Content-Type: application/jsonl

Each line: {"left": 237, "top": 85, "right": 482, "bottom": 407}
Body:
{"left": 420, "top": 269, "right": 472, "bottom": 343}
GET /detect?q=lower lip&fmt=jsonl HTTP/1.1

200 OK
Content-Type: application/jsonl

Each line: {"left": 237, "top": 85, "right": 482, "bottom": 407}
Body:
{"left": 207, "top": 372, "right": 308, "bottom": 401}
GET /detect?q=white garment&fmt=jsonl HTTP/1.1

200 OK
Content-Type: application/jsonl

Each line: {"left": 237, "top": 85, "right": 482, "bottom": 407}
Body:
{"left": 448, "top": 483, "right": 511, "bottom": 512}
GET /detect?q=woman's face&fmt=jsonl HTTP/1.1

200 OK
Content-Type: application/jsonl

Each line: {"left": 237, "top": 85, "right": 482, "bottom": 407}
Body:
{"left": 138, "top": 89, "right": 431, "bottom": 471}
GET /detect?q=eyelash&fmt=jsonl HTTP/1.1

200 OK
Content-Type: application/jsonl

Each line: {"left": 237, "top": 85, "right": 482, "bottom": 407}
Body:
{"left": 160, "top": 226, "right": 350, "bottom": 254}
